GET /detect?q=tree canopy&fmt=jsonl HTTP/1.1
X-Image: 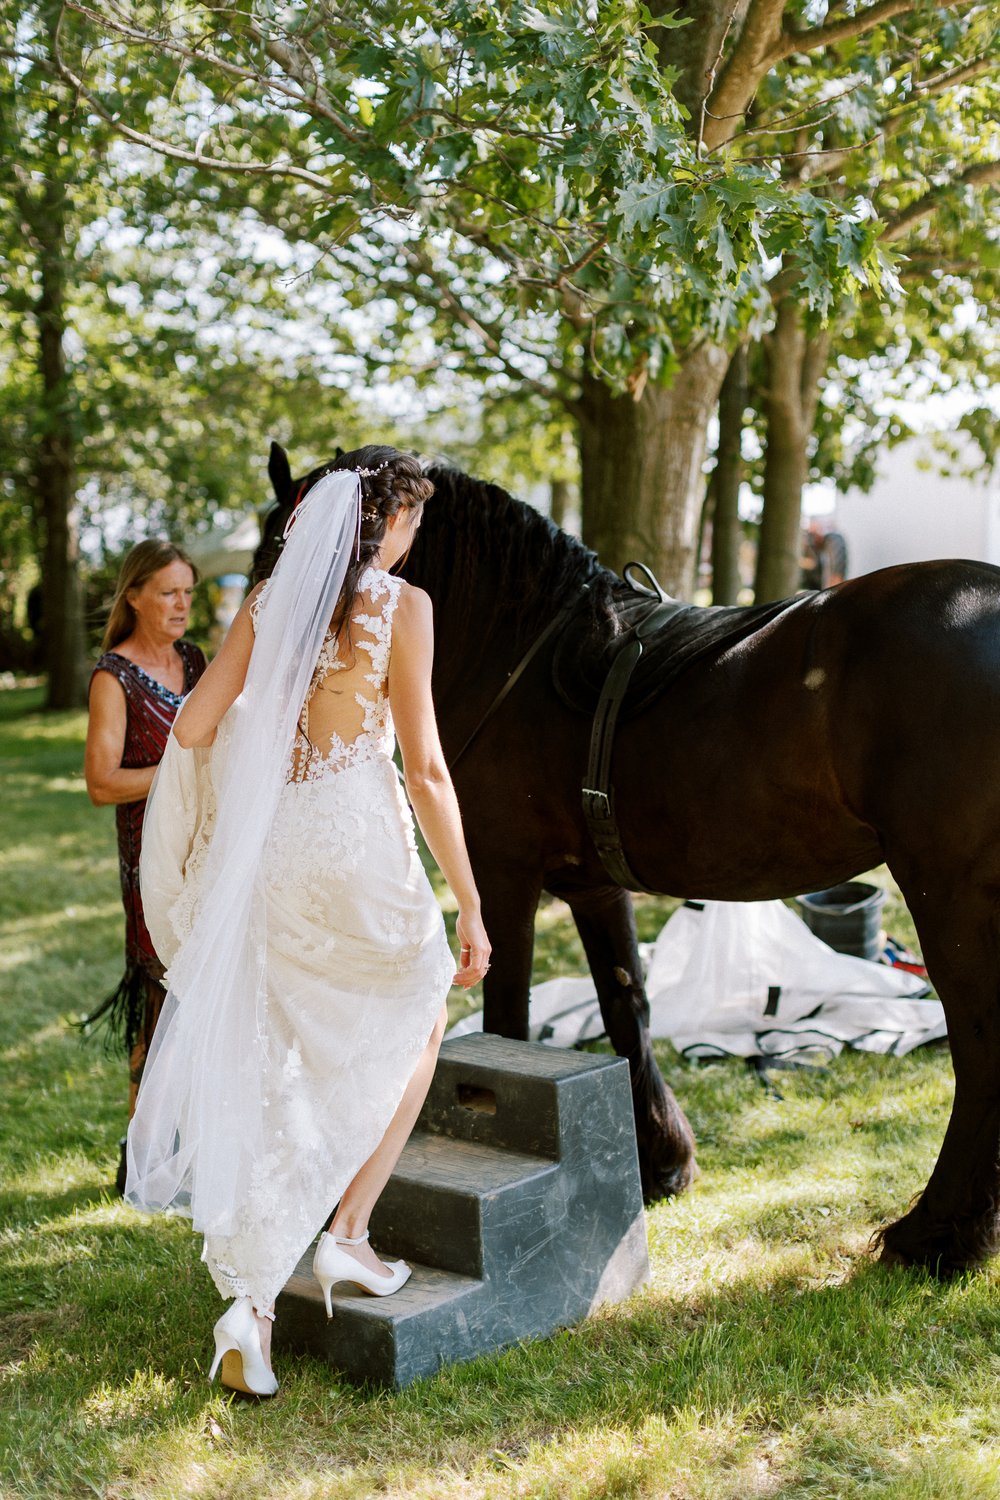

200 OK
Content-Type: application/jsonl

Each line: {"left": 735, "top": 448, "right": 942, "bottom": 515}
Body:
{"left": 51, "top": 0, "right": 903, "bottom": 382}
{"left": 1, "top": 0, "right": 997, "bottom": 692}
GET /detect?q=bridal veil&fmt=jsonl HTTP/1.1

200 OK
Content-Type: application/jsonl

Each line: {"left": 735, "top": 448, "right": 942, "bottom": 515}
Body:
{"left": 126, "top": 472, "right": 363, "bottom": 1237}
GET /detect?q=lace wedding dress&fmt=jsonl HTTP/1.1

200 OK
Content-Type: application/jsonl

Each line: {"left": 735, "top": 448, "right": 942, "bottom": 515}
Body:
{"left": 134, "top": 566, "right": 454, "bottom": 1311}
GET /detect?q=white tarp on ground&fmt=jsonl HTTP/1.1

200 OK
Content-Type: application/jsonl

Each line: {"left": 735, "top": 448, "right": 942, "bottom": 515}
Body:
{"left": 448, "top": 899, "right": 947, "bottom": 1061}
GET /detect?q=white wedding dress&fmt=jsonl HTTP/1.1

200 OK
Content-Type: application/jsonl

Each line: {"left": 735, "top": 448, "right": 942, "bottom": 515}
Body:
{"left": 133, "top": 565, "right": 454, "bottom": 1311}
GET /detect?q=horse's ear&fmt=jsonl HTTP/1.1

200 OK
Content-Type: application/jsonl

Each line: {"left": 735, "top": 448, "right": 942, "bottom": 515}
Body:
{"left": 268, "top": 441, "right": 293, "bottom": 501}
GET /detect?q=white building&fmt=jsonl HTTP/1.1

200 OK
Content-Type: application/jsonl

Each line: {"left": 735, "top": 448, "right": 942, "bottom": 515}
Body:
{"left": 186, "top": 512, "right": 261, "bottom": 579}
{"left": 833, "top": 433, "right": 1000, "bottom": 578}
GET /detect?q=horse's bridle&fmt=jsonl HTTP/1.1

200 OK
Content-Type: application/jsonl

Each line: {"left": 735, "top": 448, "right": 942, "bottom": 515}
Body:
{"left": 447, "top": 563, "right": 688, "bottom": 894}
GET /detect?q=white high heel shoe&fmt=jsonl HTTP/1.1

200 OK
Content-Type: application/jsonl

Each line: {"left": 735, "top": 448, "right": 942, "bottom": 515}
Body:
{"left": 312, "top": 1230, "right": 411, "bottom": 1317}
{"left": 208, "top": 1297, "right": 279, "bottom": 1397}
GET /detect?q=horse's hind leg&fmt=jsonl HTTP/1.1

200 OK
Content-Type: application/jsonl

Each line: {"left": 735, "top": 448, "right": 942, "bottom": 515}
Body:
{"left": 878, "top": 874, "right": 1000, "bottom": 1275}
{"left": 565, "top": 884, "right": 697, "bottom": 1202}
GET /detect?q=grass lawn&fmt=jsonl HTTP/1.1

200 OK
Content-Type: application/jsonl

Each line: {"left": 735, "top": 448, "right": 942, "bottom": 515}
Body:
{"left": 3, "top": 682, "right": 1000, "bottom": 1500}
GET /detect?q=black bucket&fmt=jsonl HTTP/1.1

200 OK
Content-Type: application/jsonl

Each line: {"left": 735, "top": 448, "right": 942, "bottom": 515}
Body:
{"left": 796, "top": 882, "right": 886, "bottom": 960}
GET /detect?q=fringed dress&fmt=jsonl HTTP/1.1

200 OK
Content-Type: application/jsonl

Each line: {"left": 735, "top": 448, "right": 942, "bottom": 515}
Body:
{"left": 89, "top": 641, "right": 206, "bottom": 1099}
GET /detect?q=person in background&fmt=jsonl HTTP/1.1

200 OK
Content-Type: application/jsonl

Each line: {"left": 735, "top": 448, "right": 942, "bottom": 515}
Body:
{"left": 84, "top": 540, "right": 206, "bottom": 1192}
{"left": 800, "top": 520, "right": 848, "bottom": 590}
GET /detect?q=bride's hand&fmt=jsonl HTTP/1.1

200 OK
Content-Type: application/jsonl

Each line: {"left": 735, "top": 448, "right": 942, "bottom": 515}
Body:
{"left": 454, "top": 909, "right": 491, "bottom": 989}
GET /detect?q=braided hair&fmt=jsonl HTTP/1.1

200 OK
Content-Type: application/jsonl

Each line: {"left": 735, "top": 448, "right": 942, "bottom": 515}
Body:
{"left": 254, "top": 444, "right": 433, "bottom": 641}
{"left": 327, "top": 446, "right": 432, "bottom": 640}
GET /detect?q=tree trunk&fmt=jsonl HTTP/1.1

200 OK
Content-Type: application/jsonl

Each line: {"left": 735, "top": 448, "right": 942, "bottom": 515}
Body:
{"left": 711, "top": 343, "right": 747, "bottom": 604}
{"left": 577, "top": 343, "right": 730, "bottom": 598}
{"left": 549, "top": 477, "right": 571, "bottom": 530}
{"left": 30, "top": 132, "right": 87, "bottom": 708}
{"left": 754, "top": 299, "right": 829, "bottom": 603}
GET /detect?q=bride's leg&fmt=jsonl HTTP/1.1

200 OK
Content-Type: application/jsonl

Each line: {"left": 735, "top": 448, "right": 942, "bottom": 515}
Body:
{"left": 253, "top": 1303, "right": 275, "bottom": 1364}
{"left": 328, "top": 1005, "right": 447, "bottom": 1277}
{"left": 202, "top": 1238, "right": 278, "bottom": 1374}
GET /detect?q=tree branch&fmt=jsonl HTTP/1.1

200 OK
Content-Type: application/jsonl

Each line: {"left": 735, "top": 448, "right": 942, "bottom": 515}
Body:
{"left": 704, "top": 0, "right": 973, "bottom": 152}
{"left": 702, "top": 0, "right": 786, "bottom": 153}
{"left": 399, "top": 246, "right": 570, "bottom": 410}
{"left": 796, "top": 53, "right": 991, "bottom": 183}
{"left": 697, "top": 0, "right": 742, "bottom": 158}
{"left": 48, "top": 49, "right": 336, "bottom": 192}
{"left": 772, "top": 0, "right": 915, "bottom": 62}
{"left": 898, "top": 257, "right": 993, "bottom": 280}
{"left": 914, "top": 57, "right": 992, "bottom": 95}
{"left": 240, "top": 19, "right": 366, "bottom": 145}
{"left": 881, "top": 158, "right": 1000, "bottom": 241}
{"left": 64, "top": 1, "right": 366, "bottom": 143}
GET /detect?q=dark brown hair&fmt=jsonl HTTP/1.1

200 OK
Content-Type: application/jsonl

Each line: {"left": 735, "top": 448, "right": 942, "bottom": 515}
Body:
{"left": 102, "top": 540, "right": 198, "bottom": 652}
{"left": 320, "top": 446, "right": 433, "bottom": 639}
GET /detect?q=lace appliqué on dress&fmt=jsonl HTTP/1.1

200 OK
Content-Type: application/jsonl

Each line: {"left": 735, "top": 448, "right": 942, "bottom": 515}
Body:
{"left": 251, "top": 568, "right": 401, "bottom": 782}
{"left": 290, "top": 567, "right": 401, "bottom": 783}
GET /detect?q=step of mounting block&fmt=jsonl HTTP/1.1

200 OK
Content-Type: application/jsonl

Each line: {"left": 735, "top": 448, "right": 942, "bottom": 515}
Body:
{"left": 276, "top": 1257, "right": 486, "bottom": 1388}
{"left": 275, "top": 1034, "right": 649, "bottom": 1387}
{"left": 368, "top": 1132, "right": 559, "bottom": 1277}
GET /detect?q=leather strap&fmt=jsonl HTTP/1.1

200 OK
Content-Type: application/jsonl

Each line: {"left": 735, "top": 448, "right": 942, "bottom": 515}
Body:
{"left": 444, "top": 558, "right": 687, "bottom": 896}
{"left": 581, "top": 590, "right": 687, "bottom": 892}
{"left": 448, "top": 591, "right": 585, "bottom": 771}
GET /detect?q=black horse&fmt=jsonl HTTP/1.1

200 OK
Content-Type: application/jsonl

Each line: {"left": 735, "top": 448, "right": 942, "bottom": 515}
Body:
{"left": 259, "top": 443, "right": 1000, "bottom": 1277}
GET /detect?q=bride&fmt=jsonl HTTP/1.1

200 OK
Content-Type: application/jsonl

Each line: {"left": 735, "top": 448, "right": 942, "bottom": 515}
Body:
{"left": 126, "top": 447, "right": 491, "bottom": 1397}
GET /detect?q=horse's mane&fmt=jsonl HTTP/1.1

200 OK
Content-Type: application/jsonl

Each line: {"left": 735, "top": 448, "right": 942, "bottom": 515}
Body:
{"left": 409, "top": 464, "right": 620, "bottom": 653}
{"left": 252, "top": 456, "right": 621, "bottom": 655}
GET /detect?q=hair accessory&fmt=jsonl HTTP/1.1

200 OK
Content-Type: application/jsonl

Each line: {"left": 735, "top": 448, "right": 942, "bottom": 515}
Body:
{"left": 352, "top": 462, "right": 389, "bottom": 558}
{"left": 285, "top": 461, "right": 390, "bottom": 558}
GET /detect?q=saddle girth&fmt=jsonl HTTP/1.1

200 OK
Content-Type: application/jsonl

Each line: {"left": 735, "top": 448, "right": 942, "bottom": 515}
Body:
{"left": 582, "top": 575, "right": 687, "bottom": 893}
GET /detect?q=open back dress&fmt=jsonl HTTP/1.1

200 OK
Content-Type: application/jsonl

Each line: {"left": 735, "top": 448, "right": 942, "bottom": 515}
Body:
{"left": 137, "top": 567, "right": 453, "bottom": 1310}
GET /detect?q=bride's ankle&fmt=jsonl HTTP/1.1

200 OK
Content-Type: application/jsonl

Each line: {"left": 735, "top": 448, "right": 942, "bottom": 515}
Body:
{"left": 328, "top": 1215, "right": 369, "bottom": 1241}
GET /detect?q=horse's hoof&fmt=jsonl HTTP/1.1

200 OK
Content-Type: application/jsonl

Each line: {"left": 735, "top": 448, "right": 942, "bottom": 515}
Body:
{"left": 876, "top": 1228, "right": 979, "bottom": 1279}
{"left": 642, "top": 1157, "right": 698, "bottom": 1205}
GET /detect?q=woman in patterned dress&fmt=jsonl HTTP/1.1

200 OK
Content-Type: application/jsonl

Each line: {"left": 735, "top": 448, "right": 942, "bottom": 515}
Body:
{"left": 84, "top": 540, "right": 206, "bottom": 1190}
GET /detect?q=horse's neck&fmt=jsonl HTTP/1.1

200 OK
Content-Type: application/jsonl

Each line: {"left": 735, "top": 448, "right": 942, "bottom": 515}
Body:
{"left": 431, "top": 571, "right": 515, "bottom": 697}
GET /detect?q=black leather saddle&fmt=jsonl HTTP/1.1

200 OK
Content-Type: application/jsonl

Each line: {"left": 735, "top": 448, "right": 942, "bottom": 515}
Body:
{"left": 555, "top": 565, "right": 804, "bottom": 892}
{"left": 552, "top": 569, "right": 801, "bottom": 721}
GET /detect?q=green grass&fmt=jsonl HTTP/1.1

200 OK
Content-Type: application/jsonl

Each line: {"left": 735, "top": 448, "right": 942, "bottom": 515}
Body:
{"left": 3, "top": 682, "right": 1000, "bottom": 1500}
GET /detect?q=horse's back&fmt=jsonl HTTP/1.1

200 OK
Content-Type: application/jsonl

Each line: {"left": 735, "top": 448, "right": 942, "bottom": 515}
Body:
{"left": 610, "top": 558, "right": 1000, "bottom": 897}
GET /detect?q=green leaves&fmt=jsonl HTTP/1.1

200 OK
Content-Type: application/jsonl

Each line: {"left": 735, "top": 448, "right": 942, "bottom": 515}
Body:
{"left": 15, "top": 0, "right": 995, "bottom": 405}
{"left": 615, "top": 177, "right": 678, "bottom": 233}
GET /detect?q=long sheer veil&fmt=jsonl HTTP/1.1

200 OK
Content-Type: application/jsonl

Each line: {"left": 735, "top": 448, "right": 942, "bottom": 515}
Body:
{"left": 126, "top": 471, "right": 362, "bottom": 1235}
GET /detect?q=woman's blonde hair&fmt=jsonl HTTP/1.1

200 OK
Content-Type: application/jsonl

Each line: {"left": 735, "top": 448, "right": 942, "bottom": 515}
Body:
{"left": 102, "top": 540, "right": 198, "bottom": 652}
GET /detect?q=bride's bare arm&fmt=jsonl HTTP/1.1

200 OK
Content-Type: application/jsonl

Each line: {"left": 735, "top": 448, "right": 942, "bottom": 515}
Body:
{"left": 172, "top": 586, "right": 261, "bottom": 749}
{"left": 389, "top": 584, "right": 491, "bottom": 987}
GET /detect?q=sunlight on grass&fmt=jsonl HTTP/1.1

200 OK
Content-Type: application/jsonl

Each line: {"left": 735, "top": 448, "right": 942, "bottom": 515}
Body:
{"left": 2, "top": 902, "right": 121, "bottom": 940}
{"left": 4, "top": 683, "right": 1000, "bottom": 1500}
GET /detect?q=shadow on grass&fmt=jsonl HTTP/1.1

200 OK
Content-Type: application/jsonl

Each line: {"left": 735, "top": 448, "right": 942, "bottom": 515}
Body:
{"left": 0, "top": 729, "right": 91, "bottom": 764}
{"left": 2, "top": 1222, "right": 997, "bottom": 1499}
{"left": 0, "top": 1181, "right": 110, "bottom": 1232}
{"left": 3, "top": 687, "right": 983, "bottom": 1497}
